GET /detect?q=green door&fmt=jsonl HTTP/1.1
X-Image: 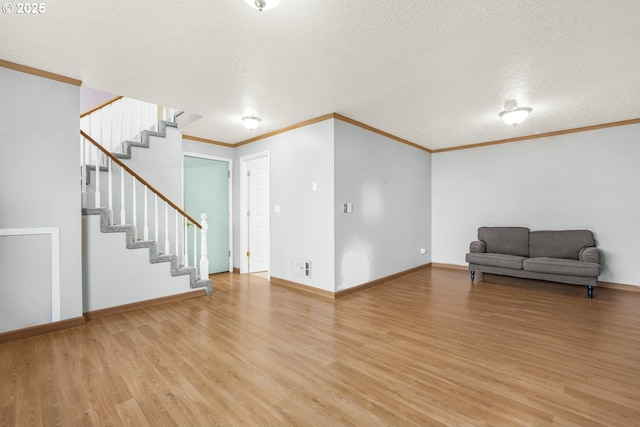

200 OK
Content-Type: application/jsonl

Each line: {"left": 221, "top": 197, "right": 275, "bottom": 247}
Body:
{"left": 184, "top": 156, "right": 230, "bottom": 274}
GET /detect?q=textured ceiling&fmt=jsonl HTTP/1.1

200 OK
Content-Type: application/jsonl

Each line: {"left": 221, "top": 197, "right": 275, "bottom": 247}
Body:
{"left": 2, "top": 0, "right": 640, "bottom": 150}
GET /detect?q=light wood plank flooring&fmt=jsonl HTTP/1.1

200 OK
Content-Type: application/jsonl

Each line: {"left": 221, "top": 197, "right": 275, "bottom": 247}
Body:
{"left": 1, "top": 267, "right": 640, "bottom": 426}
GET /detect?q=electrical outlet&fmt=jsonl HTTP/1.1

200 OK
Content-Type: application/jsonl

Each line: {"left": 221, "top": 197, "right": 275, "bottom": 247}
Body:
{"left": 420, "top": 247, "right": 426, "bottom": 255}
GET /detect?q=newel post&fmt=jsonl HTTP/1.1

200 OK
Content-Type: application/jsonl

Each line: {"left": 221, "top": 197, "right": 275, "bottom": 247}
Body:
{"left": 199, "top": 213, "right": 209, "bottom": 279}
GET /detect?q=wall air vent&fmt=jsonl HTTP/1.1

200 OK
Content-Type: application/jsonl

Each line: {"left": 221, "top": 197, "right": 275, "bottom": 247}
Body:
{"left": 292, "top": 258, "right": 311, "bottom": 278}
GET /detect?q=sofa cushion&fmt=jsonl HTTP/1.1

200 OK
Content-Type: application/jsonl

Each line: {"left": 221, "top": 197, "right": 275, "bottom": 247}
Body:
{"left": 523, "top": 257, "right": 600, "bottom": 277}
{"left": 529, "top": 230, "right": 595, "bottom": 260}
{"left": 466, "top": 252, "right": 526, "bottom": 270}
{"left": 579, "top": 247, "right": 600, "bottom": 264}
{"left": 478, "top": 227, "right": 530, "bottom": 257}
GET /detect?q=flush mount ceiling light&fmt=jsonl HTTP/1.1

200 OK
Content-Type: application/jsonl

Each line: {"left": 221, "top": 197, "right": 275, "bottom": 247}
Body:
{"left": 242, "top": 116, "right": 261, "bottom": 130}
{"left": 243, "top": 0, "right": 281, "bottom": 11}
{"left": 499, "top": 100, "right": 532, "bottom": 126}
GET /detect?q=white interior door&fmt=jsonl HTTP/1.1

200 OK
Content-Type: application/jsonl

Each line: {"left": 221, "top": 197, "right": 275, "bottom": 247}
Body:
{"left": 247, "top": 155, "right": 270, "bottom": 273}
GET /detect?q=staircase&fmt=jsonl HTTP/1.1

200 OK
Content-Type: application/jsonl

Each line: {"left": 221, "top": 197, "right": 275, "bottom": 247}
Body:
{"left": 80, "top": 97, "right": 211, "bottom": 313}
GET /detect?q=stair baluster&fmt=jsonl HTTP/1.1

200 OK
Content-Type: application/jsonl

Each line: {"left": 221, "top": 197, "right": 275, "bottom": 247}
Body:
{"left": 94, "top": 144, "right": 101, "bottom": 208}
{"left": 132, "top": 176, "right": 137, "bottom": 234}
{"left": 120, "top": 168, "right": 126, "bottom": 225}
{"left": 142, "top": 103, "right": 147, "bottom": 136}
{"left": 164, "top": 202, "right": 170, "bottom": 254}
{"left": 108, "top": 157, "right": 113, "bottom": 225}
{"left": 175, "top": 211, "right": 179, "bottom": 263}
{"left": 193, "top": 225, "right": 198, "bottom": 277}
{"left": 154, "top": 195, "right": 159, "bottom": 245}
{"left": 183, "top": 221, "right": 189, "bottom": 267}
{"left": 200, "top": 213, "right": 209, "bottom": 279}
{"left": 143, "top": 186, "right": 149, "bottom": 241}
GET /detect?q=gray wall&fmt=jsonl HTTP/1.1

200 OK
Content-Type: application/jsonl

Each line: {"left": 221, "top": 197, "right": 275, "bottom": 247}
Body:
{"left": 0, "top": 234, "right": 52, "bottom": 332}
{"left": 234, "top": 120, "right": 335, "bottom": 291}
{"left": 334, "top": 120, "right": 432, "bottom": 290}
{"left": 432, "top": 123, "right": 640, "bottom": 286}
{"left": 183, "top": 119, "right": 433, "bottom": 292}
{"left": 0, "top": 66, "right": 83, "bottom": 323}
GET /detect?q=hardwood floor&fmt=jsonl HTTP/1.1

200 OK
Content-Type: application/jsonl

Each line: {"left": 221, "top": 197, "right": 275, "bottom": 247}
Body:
{"left": 1, "top": 267, "right": 640, "bottom": 426}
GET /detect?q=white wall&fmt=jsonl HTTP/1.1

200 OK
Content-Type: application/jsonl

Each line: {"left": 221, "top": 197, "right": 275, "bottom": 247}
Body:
{"left": 82, "top": 216, "right": 192, "bottom": 311}
{"left": 234, "top": 120, "right": 335, "bottom": 291}
{"left": 0, "top": 67, "right": 83, "bottom": 324}
{"left": 334, "top": 120, "right": 432, "bottom": 290}
{"left": 432, "top": 123, "right": 640, "bottom": 286}
{"left": 122, "top": 126, "right": 184, "bottom": 203}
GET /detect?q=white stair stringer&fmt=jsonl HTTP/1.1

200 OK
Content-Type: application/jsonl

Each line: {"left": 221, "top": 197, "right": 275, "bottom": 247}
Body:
{"left": 84, "top": 120, "right": 178, "bottom": 186}
{"left": 82, "top": 207, "right": 211, "bottom": 313}
{"left": 112, "top": 120, "right": 177, "bottom": 160}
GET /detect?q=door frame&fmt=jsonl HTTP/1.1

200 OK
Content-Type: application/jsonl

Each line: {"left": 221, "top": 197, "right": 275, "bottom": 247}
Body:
{"left": 239, "top": 151, "right": 270, "bottom": 274}
{"left": 182, "top": 151, "right": 233, "bottom": 273}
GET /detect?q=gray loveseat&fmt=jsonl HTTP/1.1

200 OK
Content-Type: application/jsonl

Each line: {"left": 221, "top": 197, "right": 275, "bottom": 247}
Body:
{"left": 465, "top": 227, "right": 601, "bottom": 298}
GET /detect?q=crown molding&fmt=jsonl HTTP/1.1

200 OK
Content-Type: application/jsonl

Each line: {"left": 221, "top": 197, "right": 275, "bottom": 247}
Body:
{"left": 333, "top": 113, "right": 432, "bottom": 153}
{"left": 432, "top": 118, "right": 640, "bottom": 153}
{"left": 235, "top": 113, "right": 335, "bottom": 146}
{"left": 0, "top": 58, "right": 82, "bottom": 86}
{"left": 183, "top": 134, "right": 234, "bottom": 148}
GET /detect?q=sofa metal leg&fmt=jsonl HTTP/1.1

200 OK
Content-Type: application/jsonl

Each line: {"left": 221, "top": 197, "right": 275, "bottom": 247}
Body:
{"left": 587, "top": 285, "right": 593, "bottom": 299}
{"left": 470, "top": 271, "right": 475, "bottom": 282}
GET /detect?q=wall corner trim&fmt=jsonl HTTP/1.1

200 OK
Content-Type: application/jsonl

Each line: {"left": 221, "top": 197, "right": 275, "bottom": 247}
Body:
{"left": 0, "top": 59, "right": 82, "bottom": 87}
{"left": 235, "top": 113, "right": 336, "bottom": 146}
{"left": 335, "top": 263, "right": 431, "bottom": 298}
{"left": 225, "top": 112, "right": 431, "bottom": 153}
{"left": 431, "top": 264, "right": 640, "bottom": 293}
{"left": 183, "top": 134, "right": 235, "bottom": 148}
{"left": 0, "top": 316, "right": 85, "bottom": 344}
{"left": 431, "top": 262, "right": 468, "bottom": 270}
{"left": 270, "top": 276, "right": 336, "bottom": 300}
{"left": 598, "top": 281, "right": 640, "bottom": 293}
{"left": 83, "top": 289, "right": 207, "bottom": 320}
{"left": 432, "top": 117, "right": 640, "bottom": 153}
{"left": 333, "top": 113, "right": 432, "bottom": 153}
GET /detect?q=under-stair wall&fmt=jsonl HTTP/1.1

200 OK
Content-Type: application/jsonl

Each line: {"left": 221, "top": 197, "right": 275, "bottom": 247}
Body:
{"left": 82, "top": 212, "right": 202, "bottom": 312}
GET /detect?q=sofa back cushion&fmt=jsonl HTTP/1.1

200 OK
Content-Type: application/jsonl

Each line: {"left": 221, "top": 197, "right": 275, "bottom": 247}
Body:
{"left": 478, "top": 227, "right": 530, "bottom": 257}
{"left": 529, "top": 230, "right": 595, "bottom": 260}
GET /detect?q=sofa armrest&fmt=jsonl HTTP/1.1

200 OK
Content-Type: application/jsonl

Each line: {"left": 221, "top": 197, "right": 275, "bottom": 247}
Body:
{"left": 470, "top": 240, "right": 485, "bottom": 253}
{"left": 580, "top": 247, "right": 600, "bottom": 264}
